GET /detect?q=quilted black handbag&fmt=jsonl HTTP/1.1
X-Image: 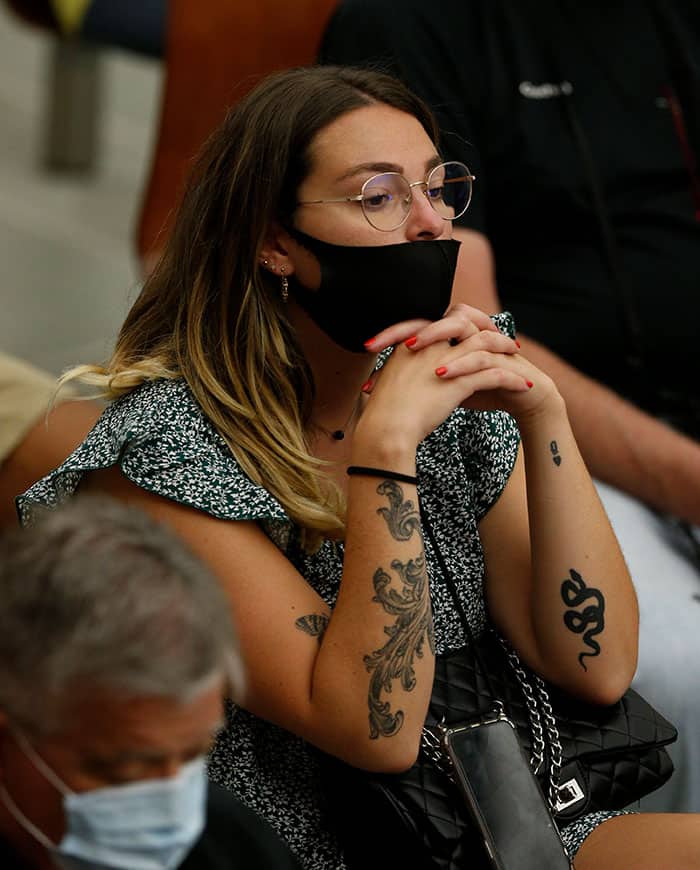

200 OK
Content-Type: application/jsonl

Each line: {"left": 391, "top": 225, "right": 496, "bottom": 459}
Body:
{"left": 324, "top": 635, "right": 677, "bottom": 870}
{"left": 322, "top": 510, "right": 678, "bottom": 870}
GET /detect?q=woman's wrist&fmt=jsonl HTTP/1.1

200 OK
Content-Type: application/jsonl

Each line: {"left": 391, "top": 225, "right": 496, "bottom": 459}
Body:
{"left": 511, "top": 389, "right": 568, "bottom": 437}
{"left": 351, "top": 417, "right": 417, "bottom": 474}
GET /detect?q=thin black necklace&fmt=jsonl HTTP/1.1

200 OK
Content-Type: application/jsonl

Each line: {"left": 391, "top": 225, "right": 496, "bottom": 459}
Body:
{"left": 313, "top": 393, "right": 364, "bottom": 442}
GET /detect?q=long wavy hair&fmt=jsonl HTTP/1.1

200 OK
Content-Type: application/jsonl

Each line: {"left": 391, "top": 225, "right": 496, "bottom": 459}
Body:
{"left": 65, "top": 65, "right": 439, "bottom": 550}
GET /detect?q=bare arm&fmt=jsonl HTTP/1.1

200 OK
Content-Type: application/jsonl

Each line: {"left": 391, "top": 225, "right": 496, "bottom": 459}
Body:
{"left": 83, "top": 422, "right": 434, "bottom": 774}
{"left": 478, "top": 406, "right": 638, "bottom": 706}
{"left": 452, "top": 226, "right": 700, "bottom": 525}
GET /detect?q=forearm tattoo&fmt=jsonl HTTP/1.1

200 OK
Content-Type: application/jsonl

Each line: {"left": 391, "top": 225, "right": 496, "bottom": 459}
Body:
{"left": 375, "top": 480, "right": 421, "bottom": 541}
{"left": 295, "top": 613, "right": 330, "bottom": 644}
{"left": 561, "top": 568, "right": 605, "bottom": 670}
{"left": 363, "top": 479, "right": 433, "bottom": 739}
{"left": 550, "top": 440, "right": 562, "bottom": 466}
{"left": 364, "top": 553, "right": 435, "bottom": 738}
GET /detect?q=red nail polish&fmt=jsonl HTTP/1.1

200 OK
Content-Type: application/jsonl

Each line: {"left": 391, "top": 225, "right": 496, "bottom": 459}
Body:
{"left": 436, "top": 366, "right": 448, "bottom": 377}
{"left": 515, "top": 340, "right": 521, "bottom": 348}
{"left": 363, "top": 337, "right": 376, "bottom": 349}
{"left": 360, "top": 380, "right": 372, "bottom": 393}
{"left": 526, "top": 380, "right": 534, "bottom": 388}
{"left": 405, "top": 336, "right": 418, "bottom": 348}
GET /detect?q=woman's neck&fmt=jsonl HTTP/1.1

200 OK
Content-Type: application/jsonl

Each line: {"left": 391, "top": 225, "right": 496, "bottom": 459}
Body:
{"left": 288, "top": 301, "right": 378, "bottom": 434}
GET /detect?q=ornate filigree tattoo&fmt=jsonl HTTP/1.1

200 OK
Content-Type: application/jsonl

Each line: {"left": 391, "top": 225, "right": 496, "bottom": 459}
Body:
{"left": 358, "top": 477, "right": 433, "bottom": 738}
{"left": 375, "top": 480, "right": 421, "bottom": 541}
{"left": 561, "top": 568, "right": 605, "bottom": 671}
{"left": 295, "top": 613, "right": 330, "bottom": 644}
{"left": 364, "top": 552, "right": 435, "bottom": 738}
{"left": 550, "top": 440, "right": 562, "bottom": 466}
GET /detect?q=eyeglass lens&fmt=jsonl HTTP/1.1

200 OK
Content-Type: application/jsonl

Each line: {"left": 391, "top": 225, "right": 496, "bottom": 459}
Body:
{"left": 360, "top": 162, "right": 472, "bottom": 230}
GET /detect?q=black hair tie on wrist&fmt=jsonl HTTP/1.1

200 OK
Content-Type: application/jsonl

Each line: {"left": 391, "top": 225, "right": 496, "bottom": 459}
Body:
{"left": 346, "top": 466, "right": 418, "bottom": 486}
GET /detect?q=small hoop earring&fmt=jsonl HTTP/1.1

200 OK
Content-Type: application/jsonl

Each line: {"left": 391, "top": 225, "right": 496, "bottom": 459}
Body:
{"left": 280, "top": 266, "right": 289, "bottom": 303}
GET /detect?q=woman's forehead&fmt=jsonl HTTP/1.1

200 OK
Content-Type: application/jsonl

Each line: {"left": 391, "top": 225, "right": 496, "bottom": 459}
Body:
{"left": 307, "top": 103, "right": 438, "bottom": 181}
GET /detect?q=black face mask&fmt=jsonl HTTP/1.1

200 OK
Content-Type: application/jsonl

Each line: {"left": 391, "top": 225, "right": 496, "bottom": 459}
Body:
{"left": 286, "top": 227, "right": 461, "bottom": 353}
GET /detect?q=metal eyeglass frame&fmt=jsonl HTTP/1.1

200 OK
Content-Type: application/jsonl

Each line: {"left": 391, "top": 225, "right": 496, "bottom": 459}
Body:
{"left": 297, "top": 161, "right": 476, "bottom": 232}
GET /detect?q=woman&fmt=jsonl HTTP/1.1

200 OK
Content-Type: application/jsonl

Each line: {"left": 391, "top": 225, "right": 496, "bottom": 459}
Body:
{"left": 18, "top": 66, "right": 700, "bottom": 867}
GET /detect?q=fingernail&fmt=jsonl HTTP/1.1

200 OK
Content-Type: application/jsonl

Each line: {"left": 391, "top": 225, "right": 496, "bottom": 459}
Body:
{"left": 360, "top": 380, "right": 372, "bottom": 393}
{"left": 363, "top": 337, "right": 376, "bottom": 349}
{"left": 436, "top": 366, "right": 448, "bottom": 377}
{"left": 515, "top": 340, "right": 521, "bottom": 348}
{"left": 526, "top": 380, "right": 534, "bottom": 388}
{"left": 405, "top": 336, "right": 418, "bottom": 348}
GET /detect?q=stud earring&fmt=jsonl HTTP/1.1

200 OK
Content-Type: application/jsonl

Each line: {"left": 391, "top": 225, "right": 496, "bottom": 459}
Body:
{"left": 280, "top": 265, "right": 289, "bottom": 303}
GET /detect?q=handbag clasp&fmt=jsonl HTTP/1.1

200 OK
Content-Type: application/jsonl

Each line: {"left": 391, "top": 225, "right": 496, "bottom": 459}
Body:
{"left": 555, "top": 777, "right": 585, "bottom": 812}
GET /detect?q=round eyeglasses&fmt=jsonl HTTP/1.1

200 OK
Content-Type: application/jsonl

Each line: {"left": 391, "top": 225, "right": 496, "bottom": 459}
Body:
{"left": 297, "top": 161, "right": 475, "bottom": 232}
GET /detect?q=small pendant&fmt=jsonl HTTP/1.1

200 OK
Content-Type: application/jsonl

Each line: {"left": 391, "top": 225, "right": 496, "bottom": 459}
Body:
{"left": 331, "top": 430, "right": 345, "bottom": 441}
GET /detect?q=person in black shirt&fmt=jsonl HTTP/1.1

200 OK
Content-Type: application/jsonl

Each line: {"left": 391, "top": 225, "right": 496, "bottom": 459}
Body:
{"left": 0, "top": 495, "right": 299, "bottom": 869}
{"left": 320, "top": 0, "right": 700, "bottom": 814}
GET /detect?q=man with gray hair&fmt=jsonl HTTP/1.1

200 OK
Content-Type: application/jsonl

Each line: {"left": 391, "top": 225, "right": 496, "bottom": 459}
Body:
{"left": 0, "top": 494, "right": 299, "bottom": 869}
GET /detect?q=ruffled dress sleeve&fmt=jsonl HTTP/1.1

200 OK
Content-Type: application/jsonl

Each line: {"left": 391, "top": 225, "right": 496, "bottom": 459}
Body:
{"left": 17, "top": 378, "right": 288, "bottom": 527}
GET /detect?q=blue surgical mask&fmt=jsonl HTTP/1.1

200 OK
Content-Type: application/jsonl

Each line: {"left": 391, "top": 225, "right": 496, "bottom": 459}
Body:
{"left": 0, "top": 727, "right": 207, "bottom": 870}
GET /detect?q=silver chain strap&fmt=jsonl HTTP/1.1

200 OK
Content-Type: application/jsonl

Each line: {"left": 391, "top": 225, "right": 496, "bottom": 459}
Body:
{"left": 421, "top": 720, "right": 453, "bottom": 777}
{"left": 497, "top": 637, "right": 564, "bottom": 811}
{"left": 533, "top": 673, "right": 565, "bottom": 809}
{"left": 498, "top": 640, "right": 547, "bottom": 777}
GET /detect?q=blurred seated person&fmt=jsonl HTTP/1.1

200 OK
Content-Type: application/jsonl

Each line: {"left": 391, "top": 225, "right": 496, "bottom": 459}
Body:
{"left": 0, "top": 494, "right": 300, "bottom": 869}
{"left": 0, "top": 351, "right": 101, "bottom": 530}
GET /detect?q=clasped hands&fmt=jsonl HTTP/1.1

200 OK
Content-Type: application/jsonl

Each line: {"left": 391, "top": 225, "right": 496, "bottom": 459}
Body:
{"left": 361, "top": 303, "right": 560, "bottom": 427}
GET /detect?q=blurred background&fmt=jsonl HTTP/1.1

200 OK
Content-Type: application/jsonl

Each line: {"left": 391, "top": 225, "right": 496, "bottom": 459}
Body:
{"left": 0, "top": 3, "right": 162, "bottom": 376}
{"left": 0, "top": 0, "right": 338, "bottom": 379}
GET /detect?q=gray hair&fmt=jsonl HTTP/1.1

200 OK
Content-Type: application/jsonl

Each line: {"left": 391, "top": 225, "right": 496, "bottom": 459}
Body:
{"left": 0, "top": 494, "right": 244, "bottom": 735}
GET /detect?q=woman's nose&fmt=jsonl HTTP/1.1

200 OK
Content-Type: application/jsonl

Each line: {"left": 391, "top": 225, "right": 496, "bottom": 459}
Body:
{"left": 404, "top": 187, "right": 448, "bottom": 240}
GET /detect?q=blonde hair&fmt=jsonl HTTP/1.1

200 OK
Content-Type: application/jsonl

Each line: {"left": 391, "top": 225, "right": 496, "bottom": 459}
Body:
{"left": 63, "top": 66, "right": 439, "bottom": 550}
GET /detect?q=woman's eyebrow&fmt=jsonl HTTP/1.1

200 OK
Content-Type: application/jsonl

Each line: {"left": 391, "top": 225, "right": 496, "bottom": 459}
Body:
{"left": 335, "top": 155, "right": 444, "bottom": 183}
{"left": 335, "top": 162, "right": 403, "bottom": 182}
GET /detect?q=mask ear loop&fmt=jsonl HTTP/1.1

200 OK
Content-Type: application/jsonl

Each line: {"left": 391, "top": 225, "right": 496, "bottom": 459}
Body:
{"left": 0, "top": 726, "right": 74, "bottom": 849}
{"left": 0, "top": 776, "right": 59, "bottom": 851}
{"left": 9, "top": 726, "right": 72, "bottom": 796}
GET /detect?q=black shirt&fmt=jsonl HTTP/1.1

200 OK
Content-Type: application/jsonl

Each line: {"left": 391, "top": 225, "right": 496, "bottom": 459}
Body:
{"left": 321, "top": 0, "right": 700, "bottom": 435}
{"left": 181, "top": 783, "right": 301, "bottom": 869}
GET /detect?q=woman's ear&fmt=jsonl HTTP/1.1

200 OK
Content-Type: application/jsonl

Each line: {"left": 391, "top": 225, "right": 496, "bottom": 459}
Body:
{"left": 259, "top": 223, "right": 295, "bottom": 277}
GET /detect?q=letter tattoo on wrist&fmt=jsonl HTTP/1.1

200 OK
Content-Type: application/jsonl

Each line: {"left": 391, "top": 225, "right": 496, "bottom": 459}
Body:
{"left": 561, "top": 568, "right": 605, "bottom": 670}
{"left": 550, "top": 440, "right": 562, "bottom": 466}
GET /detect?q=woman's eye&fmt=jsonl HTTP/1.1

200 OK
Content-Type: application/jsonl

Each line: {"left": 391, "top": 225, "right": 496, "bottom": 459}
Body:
{"left": 427, "top": 185, "right": 445, "bottom": 201}
{"left": 362, "top": 191, "right": 394, "bottom": 210}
